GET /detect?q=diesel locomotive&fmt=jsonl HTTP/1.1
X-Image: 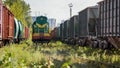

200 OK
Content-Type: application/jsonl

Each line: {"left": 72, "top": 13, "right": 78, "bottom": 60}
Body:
{"left": 32, "top": 16, "right": 51, "bottom": 43}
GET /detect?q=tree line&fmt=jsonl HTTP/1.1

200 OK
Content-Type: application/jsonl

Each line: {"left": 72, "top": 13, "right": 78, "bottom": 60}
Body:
{"left": 3, "top": 0, "right": 32, "bottom": 27}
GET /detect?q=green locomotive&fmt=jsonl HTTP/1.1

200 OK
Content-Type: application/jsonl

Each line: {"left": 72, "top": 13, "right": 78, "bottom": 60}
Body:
{"left": 32, "top": 16, "right": 51, "bottom": 43}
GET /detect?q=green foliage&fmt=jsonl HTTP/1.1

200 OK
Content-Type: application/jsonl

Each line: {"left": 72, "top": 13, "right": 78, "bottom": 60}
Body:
{"left": 0, "top": 42, "right": 120, "bottom": 68}
{"left": 61, "top": 57, "right": 72, "bottom": 68}
{"left": 3, "top": 0, "right": 32, "bottom": 27}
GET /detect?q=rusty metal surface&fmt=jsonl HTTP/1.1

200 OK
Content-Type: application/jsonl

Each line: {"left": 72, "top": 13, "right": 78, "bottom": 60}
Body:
{"left": 25, "top": 27, "right": 29, "bottom": 39}
{"left": 2, "top": 6, "right": 14, "bottom": 40}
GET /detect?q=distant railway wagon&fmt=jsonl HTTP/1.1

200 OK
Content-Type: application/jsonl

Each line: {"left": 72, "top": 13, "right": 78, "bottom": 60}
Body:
{"left": 54, "top": 27, "right": 60, "bottom": 40}
{"left": 56, "top": 5, "right": 109, "bottom": 49}
{"left": 60, "top": 23, "right": 64, "bottom": 41}
{"left": 78, "top": 6, "right": 98, "bottom": 37}
{"left": 69, "top": 15, "right": 79, "bottom": 44}
{"left": 32, "top": 16, "right": 51, "bottom": 43}
{"left": 14, "top": 19, "right": 29, "bottom": 43}
{"left": 62, "top": 20, "right": 69, "bottom": 43}
{"left": 51, "top": 27, "right": 57, "bottom": 39}
{"left": 76, "top": 6, "right": 99, "bottom": 47}
{"left": 0, "top": 1, "right": 29, "bottom": 46}
{"left": 56, "top": 0, "right": 120, "bottom": 49}
{"left": 59, "top": 6, "right": 99, "bottom": 45}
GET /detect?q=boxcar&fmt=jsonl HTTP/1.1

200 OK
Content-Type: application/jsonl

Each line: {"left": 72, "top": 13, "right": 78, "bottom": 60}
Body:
{"left": 0, "top": 4, "right": 14, "bottom": 45}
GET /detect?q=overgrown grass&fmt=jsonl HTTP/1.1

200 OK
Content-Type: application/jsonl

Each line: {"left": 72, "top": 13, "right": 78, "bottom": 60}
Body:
{"left": 0, "top": 41, "right": 120, "bottom": 68}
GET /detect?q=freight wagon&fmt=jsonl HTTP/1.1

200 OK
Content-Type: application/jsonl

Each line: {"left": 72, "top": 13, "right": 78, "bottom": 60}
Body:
{"left": 97, "top": 0, "right": 120, "bottom": 49}
{"left": 77, "top": 6, "right": 99, "bottom": 47}
{"left": 50, "top": 27, "right": 60, "bottom": 41}
{"left": 58, "top": 6, "right": 100, "bottom": 47}
{"left": 14, "top": 20, "right": 29, "bottom": 43}
{"left": 63, "top": 20, "right": 69, "bottom": 43}
{"left": 57, "top": 0, "right": 120, "bottom": 49}
{"left": 0, "top": 1, "right": 29, "bottom": 46}
{"left": 0, "top": 2, "right": 15, "bottom": 45}
{"left": 59, "top": 6, "right": 99, "bottom": 45}
{"left": 55, "top": 27, "right": 60, "bottom": 40}
{"left": 69, "top": 15, "right": 79, "bottom": 44}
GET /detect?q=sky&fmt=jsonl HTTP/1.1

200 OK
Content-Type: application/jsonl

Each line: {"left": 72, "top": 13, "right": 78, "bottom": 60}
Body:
{"left": 24, "top": 0, "right": 103, "bottom": 24}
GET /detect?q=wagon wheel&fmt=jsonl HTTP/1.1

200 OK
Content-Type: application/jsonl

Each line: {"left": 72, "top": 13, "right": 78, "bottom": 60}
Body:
{"left": 98, "top": 41, "right": 103, "bottom": 49}
{"left": 0, "top": 41, "right": 4, "bottom": 48}
{"left": 102, "top": 40, "right": 108, "bottom": 49}
{"left": 93, "top": 41, "right": 98, "bottom": 48}
{"left": 9, "top": 40, "right": 14, "bottom": 45}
